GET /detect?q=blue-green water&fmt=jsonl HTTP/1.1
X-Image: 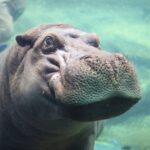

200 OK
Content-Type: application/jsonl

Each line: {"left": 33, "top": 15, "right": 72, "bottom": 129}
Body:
{"left": 8, "top": 0, "right": 150, "bottom": 149}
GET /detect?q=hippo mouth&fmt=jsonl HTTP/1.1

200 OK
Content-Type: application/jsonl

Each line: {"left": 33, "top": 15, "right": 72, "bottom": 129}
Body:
{"left": 46, "top": 53, "right": 141, "bottom": 121}
{"left": 47, "top": 67, "right": 141, "bottom": 121}
{"left": 47, "top": 80, "right": 140, "bottom": 121}
{"left": 61, "top": 96, "right": 140, "bottom": 121}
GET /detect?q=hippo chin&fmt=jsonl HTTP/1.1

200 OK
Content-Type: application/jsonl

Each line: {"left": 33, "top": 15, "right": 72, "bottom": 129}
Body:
{"left": 0, "top": 23, "right": 141, "bottom": 150}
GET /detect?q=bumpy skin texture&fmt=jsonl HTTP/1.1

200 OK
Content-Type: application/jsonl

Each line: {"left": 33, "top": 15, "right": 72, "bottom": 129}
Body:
{"left": 0, "top": 24, "right": 141, "bottom": 150}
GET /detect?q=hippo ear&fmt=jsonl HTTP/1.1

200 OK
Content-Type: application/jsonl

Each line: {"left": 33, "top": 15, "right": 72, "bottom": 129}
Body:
{"left": 16, "top": 35, "right": 34, "bottom": 47}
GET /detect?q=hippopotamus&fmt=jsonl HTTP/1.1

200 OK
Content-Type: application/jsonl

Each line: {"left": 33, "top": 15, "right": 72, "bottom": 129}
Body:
{"left": 0, "top": 23, "right": 141, "bottom": 150}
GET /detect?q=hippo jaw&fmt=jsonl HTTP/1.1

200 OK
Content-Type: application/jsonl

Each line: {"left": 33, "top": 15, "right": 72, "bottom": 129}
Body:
{"left": 62, "top": 96, "right": 139, "bottom": 121}
{"left": 49, "top": 51, "right": 141, "bottom": 121}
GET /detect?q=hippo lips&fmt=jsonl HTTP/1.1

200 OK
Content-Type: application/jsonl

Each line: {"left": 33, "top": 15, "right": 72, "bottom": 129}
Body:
{"left": 46, "top": 79, "right": 140, "bottom": 121}
{"left": 44, "top": 66, "right": 60, "bottom": 81}
{"left": 62, "top": 96, "right": 140, "bottom": 121}
{"left": 46, "top": 65, "right": 141, "bottom": 121}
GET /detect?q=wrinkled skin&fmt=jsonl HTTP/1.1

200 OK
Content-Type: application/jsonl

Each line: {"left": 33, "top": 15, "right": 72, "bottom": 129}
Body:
{"left": 0, "top": 24, "right": 141, "bottom": 150}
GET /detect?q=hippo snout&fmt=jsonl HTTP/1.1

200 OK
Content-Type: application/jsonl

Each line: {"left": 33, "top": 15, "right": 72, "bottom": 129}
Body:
{"left": 49, "top": 48, "right": 141, "bottom": 121}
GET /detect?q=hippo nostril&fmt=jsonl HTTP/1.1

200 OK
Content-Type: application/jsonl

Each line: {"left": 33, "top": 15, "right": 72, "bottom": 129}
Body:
{"left": 80, "top": 55, "right": 92, "bottom": 60}
{"left": 87, "top": 40, "right": 99, "bottom": 48}
{"left": 69, "top": 33, "right": 79, "bottom": 39}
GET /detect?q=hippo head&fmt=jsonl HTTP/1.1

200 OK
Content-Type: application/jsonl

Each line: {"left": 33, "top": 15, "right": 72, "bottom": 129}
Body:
{"left": 6, "top": 24, "right": 141, "bottom": 124}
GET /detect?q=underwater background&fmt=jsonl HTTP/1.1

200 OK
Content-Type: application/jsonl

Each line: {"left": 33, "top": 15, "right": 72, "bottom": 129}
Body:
{"left": 9, "top": 0, "right": 150, "bottom": 149}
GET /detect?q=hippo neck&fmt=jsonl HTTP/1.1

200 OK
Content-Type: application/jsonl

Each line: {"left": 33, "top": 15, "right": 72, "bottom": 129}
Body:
{"left": 0, "top": 108, "right": 93, "bottom": 150}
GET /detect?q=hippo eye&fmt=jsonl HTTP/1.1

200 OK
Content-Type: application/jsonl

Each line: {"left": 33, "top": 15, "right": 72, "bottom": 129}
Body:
{"left": 42, "top": 36, "right": 57, "bottom": 54}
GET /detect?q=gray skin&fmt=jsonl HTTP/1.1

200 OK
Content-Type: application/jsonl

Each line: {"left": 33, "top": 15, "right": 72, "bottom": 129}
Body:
{"left": 0, "top": 23, "right": 141, "bottom": 150}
